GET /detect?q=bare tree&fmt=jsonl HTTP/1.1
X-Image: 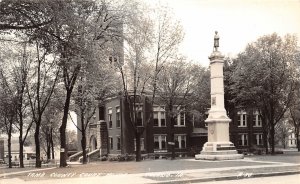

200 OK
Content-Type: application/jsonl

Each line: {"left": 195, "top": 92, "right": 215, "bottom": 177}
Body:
{"left": 0, "top": 67, "right": 17, "bottom": 168}
{"left": 26, "top": 41, "right": 60, "bottom": 167}
{"left": 156, "top": 57, "right": 196, "bottom": 159}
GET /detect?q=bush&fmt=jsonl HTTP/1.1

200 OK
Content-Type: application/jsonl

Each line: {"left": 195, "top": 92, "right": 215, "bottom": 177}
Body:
{"left": 108, "top": 154, "right": 135, "bottom": 162}
{"left": 99, "top": 156, "right": 107, "bottom": 161}
{"left": 108, "top": 155, "right": 119, "bottom": 161}
{"left": 118, "top": 154, "right": 135, "bottom": 161}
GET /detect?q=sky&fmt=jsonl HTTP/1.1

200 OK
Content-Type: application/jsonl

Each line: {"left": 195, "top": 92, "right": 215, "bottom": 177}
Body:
{"left": 147, "top": 0, "right": 300, "bottom": 66}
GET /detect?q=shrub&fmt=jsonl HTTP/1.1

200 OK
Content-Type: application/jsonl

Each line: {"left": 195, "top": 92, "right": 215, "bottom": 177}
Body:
{"left": 99, "top": 156, "right": 107, "bottom": 161}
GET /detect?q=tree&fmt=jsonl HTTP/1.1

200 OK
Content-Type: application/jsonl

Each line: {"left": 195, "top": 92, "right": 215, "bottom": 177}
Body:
{"left": 0, "top": 66, "right": 17, "bottom": 168}
{"left": 0, "top": 39, "right": 34, "bottom": 168}
{"left": 156, "top": 57, "right": 197, "bottom": 159}
{"left": 12, "top": 43, "right": 33, "bottom": 168}
{"left": 117, "top": 2, "right": 184, "bottom": 161}
{"left": 275, "top": 118, "right": 292, "bottom": 149}
{"left": 75, "top": 49, "right": 119, "bottom": 164}
{"left": 40, "top": 96, "right": 62, "bottom": 161}
{"left": 231, "top": 33, "right": 298, "bottom": 154}
{"left": 191, "top": 66, "right": 210, "bottom": 126}
{"left": 26, "top": 40, "right": 60, "bottom": 167}
{"left": 289, "top": 85, "right": 300, "bottom": 151}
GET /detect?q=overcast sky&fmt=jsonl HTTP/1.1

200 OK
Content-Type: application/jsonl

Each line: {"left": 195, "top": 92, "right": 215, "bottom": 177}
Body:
{"left": 147, "top": 0, "right": 300, "bottom": 66}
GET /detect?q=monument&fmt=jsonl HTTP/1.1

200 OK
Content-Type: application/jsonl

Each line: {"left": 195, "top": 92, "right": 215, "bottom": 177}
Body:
{"left": 195, "top": 31, "right": 243, "bottom": 160}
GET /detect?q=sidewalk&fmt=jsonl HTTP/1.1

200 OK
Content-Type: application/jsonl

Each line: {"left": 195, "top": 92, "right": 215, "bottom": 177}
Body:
{"left": 1, "top": 154, "right": 300, "bottom": 184}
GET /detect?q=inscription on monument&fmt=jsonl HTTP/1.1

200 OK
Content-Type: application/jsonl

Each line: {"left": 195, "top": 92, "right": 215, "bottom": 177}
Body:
{"left": 212, "top": 97, "right": 216, "bottom": 106}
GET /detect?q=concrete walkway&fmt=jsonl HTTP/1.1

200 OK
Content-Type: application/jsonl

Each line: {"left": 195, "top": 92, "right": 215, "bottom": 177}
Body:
{"left": 1, "top": 154, "right": 300, "bottom": 184}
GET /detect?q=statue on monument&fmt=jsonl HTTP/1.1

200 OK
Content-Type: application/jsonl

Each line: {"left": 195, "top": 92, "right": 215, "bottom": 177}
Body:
{"left": 214, "top": 31, "right": 219, "bottom": 51}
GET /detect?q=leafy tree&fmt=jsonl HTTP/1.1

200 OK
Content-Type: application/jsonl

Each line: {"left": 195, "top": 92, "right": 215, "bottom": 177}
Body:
{"left": 289, "top": 84, "right": 300, "bottom": 151}
{"left": 275, "top": 118, "right": 292, "bottom": 149}
{"left": 231, "top": 33, "right": 298, "bottom": 154}
{"left": 191, "top": 65, "right": 210, "bottom": 127}
{"left": 40, "top": 94, "right": 62, "bottom": 161}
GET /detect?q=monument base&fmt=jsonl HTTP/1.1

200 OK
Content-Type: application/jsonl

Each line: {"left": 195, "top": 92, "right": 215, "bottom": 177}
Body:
{"left": 195, "top": 142, "right": 244, "bottom": 160}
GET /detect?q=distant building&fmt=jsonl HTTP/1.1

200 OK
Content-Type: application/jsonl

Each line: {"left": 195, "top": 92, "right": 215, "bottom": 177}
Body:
{"left": 0, "top": 137, "right": 35, "bottom": 163}
{"left": 288, "top": 131, "right": 298, "bottom": 148}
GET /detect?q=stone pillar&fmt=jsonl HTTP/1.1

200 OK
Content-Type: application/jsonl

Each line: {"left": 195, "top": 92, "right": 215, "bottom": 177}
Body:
{"left": 195, "top": 32, "right": 243, "bottom": 160}
{"left": 99, "top": 120, "right": 108, "bottom": 156}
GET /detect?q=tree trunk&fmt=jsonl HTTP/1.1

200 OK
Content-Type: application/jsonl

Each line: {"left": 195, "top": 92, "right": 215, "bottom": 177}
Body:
{"left": 46, "top": 132, "right": 51, "bottom": 160}
{"left": 81, "top": 136, "right": 87, "bottom": 164}
{"left": 262, "top": 115, "right": 269, "bottom": 154}
{"left": 50, "top": 127, "right": 55, "bottom": 159}
{"left": 34, "top": 122, "right": 41, "bottom": 167}
{"left": 171, "top": 122, "right": 175, "bottom": 159}
{"left": 19, "top": 140, "right": 24, "bottom": 168}
{"left": 7, "top": 133, "right": 12, "bottom": 168}
{"left": 81, "top": 111, "right": 87, "bottom": 164}
{"left": 270, "top": 123, "right": 275, "bottom": 154}
{"left": 135, "top": 132, "right": 141, "bottom": 162}
{"left": 59, "top": 90, "right": 72, "bottom": 167}
{"left": 80, "top": 99, "right": 87, "bottom": 164}
{"left": 19, "top": 133, "right": 24, "bottom": 168}
{"left": 296, "top": 127, "right": 300, "bottom": 152}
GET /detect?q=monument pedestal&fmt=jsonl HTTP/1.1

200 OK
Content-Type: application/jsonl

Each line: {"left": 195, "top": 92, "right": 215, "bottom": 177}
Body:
{"left": 195, "top": 119, "right": 243, "bottom": 160}
{"left": 195, "top": 142, "right": 243, "bottom": 160}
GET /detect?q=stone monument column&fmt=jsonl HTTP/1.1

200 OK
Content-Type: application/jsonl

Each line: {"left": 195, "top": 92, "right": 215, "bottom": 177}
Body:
{"left": 195, "top": 31, "right": 243, "bottom": 160}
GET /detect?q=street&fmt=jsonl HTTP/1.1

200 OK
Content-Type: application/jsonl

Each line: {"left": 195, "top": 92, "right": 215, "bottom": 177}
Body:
{"left": 197, "top": 174, "right": 300, "bottom": 184}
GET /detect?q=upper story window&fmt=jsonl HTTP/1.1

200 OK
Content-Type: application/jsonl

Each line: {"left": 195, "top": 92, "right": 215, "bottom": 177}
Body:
{"left": 109, "top": 56, "right": 119, "bottom": 64}
{"left": 108, "top": 108, "right": 112, "bottom": 128}
{"left": 253, "top": 111, "right": 262, "bottom": 127}
{"left": 175, "top": 106, "right": 185, "bottom": 127}
{"left": 237, "top": 110, "right": 247, "bottom": 127}
{"left": 116, "top": 106, "right": 120, "bottom": 128}
{"left": 153, "top": 106, "right": 166, "bottom": 127}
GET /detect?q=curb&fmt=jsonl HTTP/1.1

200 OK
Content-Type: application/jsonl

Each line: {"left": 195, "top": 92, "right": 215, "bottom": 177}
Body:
{"left": 152, "top": 170, "right": 300, "bottom": 184}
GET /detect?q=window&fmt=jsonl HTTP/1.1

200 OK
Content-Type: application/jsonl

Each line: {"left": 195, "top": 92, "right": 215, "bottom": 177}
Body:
{"left": 253, "top": 112, "right": 262, "bottom": 127}
{"left": 153, "top": 106, "right": 166, "bottom": 127}
{"left": 238, "top": 134, "right": 248, "bottom": 146}
{"left": 237, "top": 111, "right": 247, "bottom": 127}
{"left": 153, "top": 112, "right": 159, "bottom": 126}
{"left": 254, "top": 133, "right": 263, "bottom": 145}
{"left": 154, "top": 135, "right": 167, "bottom": 150}
{"left": 135, "top": 105, "right": 143, "bottom": 126}
{"left": 175, "top": 134, "right": 186, "bottom": 149}
{"left": 116, "top": 106, "right": 120, "bottom": 128}
{"left": 109, "top": 137, "right": 113, "bottom": 150}
{"left": 108, "top": 108, "right": 112, "bottom": 128}
{"left": 117, "top": 136, "right": 121, "bottom": 150}
{"left": 175, "top": 107, "right": 185, "bottom": 126}
{"left": 134, "top": 138, "right": 145, "bottom": 151}
{"left": 109, "top": 56, "right": 118, "bottom": 64}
